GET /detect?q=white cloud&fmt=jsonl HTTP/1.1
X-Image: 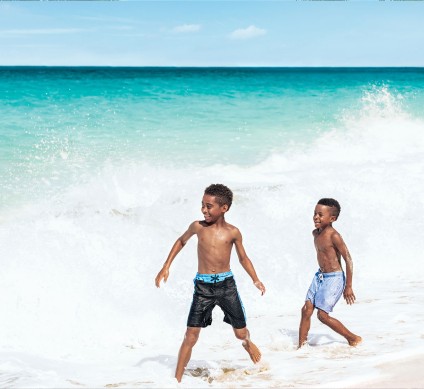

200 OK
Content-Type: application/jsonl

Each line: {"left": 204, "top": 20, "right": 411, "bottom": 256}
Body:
{"left": 230, "top": 25, "right": 266, "bottom": 40}
{"left": 173, "top": 24, "right": 201, "bottom": 34}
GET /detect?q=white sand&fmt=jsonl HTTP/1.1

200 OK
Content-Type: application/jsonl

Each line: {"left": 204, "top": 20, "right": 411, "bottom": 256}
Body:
{"left": 350, "top": 355, "right": 424, "bottom": 389}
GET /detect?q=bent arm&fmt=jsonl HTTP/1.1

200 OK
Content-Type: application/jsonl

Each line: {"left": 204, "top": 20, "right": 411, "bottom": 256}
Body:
{"left": 234, "top": 229, "right": 265, "bottom": 295}
{"left": 332, "top": 232, "right": 355, "bottom": 304}
{"left": 155, "top": 222, "right": 197, "bottom": 287}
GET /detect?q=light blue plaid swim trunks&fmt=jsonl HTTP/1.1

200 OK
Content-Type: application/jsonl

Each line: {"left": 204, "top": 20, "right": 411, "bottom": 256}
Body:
{"left": 305, "top": 270, "right": 346, "bottom": 313}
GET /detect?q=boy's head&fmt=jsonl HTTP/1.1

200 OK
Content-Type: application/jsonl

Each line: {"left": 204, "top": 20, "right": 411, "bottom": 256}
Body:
{"left": 204, "top": 184, "right": 233, "bottom": 210}
{"left": 317, "top": 198, "right": 341, "bottom": 220}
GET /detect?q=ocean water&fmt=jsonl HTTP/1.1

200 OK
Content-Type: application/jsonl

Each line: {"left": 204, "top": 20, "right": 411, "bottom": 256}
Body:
{"left": 1, "top": 67, "right": 424, "bottom": 387}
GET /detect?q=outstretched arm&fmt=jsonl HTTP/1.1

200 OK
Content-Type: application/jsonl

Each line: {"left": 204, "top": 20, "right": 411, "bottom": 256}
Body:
{"left": 155, "top": 222, "right": 197, "bottom": 288}
{"left": 234, "top": 229, "right": 265, "bottom": 295}
{"left": 332, "top": 232, "right": 355, "bottom": 305}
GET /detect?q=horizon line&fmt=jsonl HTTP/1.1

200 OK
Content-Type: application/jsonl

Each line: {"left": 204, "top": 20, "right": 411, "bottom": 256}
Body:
{"left": 1, "top": 65, "right": 423, "bottom": 69}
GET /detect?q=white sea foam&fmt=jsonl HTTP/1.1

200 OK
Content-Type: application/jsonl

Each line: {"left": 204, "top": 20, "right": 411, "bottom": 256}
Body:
{"left": 1, "top": 87, "right": 424, "bottom": 387}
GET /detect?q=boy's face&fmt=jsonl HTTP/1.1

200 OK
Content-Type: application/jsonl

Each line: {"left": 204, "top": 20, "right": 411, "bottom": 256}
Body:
{"left": 313, "top": 204, "right": 337, "bottom": 229}
{"left": 201, "top": 194, "right": 228, "bottom": 223}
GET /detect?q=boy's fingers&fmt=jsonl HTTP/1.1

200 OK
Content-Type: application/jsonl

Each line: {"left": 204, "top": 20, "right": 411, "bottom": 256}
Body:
{"left": 255, "top": 282, "right": 265, "bottom": 295}
{"left": 155, "top": 273, "right": 163, "bottom": 288}
{"left": 254, "top": 281, "right": 261, "bottom": 290}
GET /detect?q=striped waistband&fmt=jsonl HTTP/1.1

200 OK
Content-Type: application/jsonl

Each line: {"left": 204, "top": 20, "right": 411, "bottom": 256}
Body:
{"left": 195, "top": 270, "right": 233, "bottom": 283}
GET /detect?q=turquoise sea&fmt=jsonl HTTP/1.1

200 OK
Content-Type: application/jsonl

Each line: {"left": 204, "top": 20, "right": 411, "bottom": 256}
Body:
{"left": 2, "top": 67, "right": 424, "bottom": 208}
{"left": 1, "top": 67, "right": 424, "bottom": 387}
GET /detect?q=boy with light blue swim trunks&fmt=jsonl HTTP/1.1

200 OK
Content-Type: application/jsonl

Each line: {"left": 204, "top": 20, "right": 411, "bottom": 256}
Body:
{"left": 155, "top": 184, "right": 266, "bottom": 382}
{"left": 298, "top": 198, "right": 362, "bottom": 348}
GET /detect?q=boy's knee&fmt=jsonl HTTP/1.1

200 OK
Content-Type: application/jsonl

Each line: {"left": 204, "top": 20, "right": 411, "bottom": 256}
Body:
{"left": 301, "top": 302, "right": 314, "bottom": 318}
{"left": 233, "top": 327, "right": 248, "bottom": 341}
{"left": 317, "top": 310, "right": 329, "bottom": 323}
{"left": 184, "top": 328, "right": 200, "bottom": 346}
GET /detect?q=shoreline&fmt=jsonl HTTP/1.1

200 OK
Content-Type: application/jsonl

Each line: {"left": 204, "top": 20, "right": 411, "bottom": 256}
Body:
{"left": 349, "top": 354, "right": 424, "bottom": 388}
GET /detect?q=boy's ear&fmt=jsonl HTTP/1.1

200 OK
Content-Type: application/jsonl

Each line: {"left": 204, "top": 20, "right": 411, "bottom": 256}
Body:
{"left": 222, "top": 204, "right": 229, "bottom": 212}
{"left": 330, "top": 215, "right": 337, "bottom": 222}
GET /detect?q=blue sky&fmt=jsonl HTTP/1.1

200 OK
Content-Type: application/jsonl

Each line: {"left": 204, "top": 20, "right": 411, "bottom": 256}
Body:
{"left": 0, "top": 1, "right": 423, "bottom": 66}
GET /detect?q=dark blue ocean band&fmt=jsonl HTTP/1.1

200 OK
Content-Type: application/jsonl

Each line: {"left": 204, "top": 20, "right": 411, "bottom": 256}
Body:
{"left": 195, "top": 270, "right": 233, "bottom": 283}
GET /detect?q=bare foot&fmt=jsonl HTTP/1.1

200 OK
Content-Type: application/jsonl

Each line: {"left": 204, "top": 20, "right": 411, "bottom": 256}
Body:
{"left": 348, "top": 335, "right": 362, "bottom": 347}
{"left": 242, "top": 340, "right": 261, "bottom": 363}
{"left": 297, "top": 341, "right": 307, "bottom": 349}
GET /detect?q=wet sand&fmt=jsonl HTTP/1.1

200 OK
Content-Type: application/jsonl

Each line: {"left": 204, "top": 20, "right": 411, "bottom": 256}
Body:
{"left": 351, "top": 354, "right": 424, "bottom": 388}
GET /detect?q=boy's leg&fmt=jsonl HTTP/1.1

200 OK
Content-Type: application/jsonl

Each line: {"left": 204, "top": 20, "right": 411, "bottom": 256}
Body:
{"left": 233, "top": 327, "right": 261, "bottom": 363}
{"left": 175, "top": 326, "right": 201, "bottom": 382}
{"left": 317, "top": 309, "right": 362, "bottom": 346}
{"left": 298, "top": 300, "right": 314, "bottom": 348}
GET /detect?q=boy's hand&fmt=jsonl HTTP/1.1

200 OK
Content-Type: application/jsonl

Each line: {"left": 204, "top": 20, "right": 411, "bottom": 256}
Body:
{"left": 254, "top": 280, "right": 266, "bottom": 296}
{"left": 343, "top": 286, "right": 356, "bottom": 305}
{"left": 155, "top": 267, "right": 169, "bottom": 288}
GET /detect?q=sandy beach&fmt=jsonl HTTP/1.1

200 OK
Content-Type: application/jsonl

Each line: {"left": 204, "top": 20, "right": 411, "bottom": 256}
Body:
{"left": 350, "top": 355, "right": 424, "bottom": 389}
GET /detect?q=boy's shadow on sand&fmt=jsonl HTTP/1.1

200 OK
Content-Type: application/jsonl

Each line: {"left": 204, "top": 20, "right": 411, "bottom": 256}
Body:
{"left": 279, "top": 328, "right": 345, "bottom": 347}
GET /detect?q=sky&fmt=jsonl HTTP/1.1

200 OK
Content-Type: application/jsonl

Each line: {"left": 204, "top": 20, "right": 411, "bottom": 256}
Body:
{"left": 0, "top": 1, "right": 423, "bottom": 67}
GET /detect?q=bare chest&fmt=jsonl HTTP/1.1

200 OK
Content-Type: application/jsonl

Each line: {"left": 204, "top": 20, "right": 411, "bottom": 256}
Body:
{"left": 314, "top": 235, "right": 336, "bottom": 254}
{"left": 198, "top": 229, "right": 233, "bottom": 248}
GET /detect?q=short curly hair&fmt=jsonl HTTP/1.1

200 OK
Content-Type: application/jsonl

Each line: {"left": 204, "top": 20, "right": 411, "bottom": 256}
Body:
{"left": 204, "top": 184, "right": 233, "bottom": 209}
{"left": 317, "top": 198, "right": 341, "bottom": 219}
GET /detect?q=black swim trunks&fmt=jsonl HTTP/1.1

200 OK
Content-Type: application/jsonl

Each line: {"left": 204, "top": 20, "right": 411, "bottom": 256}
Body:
{"left": 187, "top": 271, "right": 246, "bottom": 329}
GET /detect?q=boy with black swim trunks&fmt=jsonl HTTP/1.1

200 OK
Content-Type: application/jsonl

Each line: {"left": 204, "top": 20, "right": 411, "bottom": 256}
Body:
{"left": 155, "top": 184, "right": 266, "bottom": 383}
